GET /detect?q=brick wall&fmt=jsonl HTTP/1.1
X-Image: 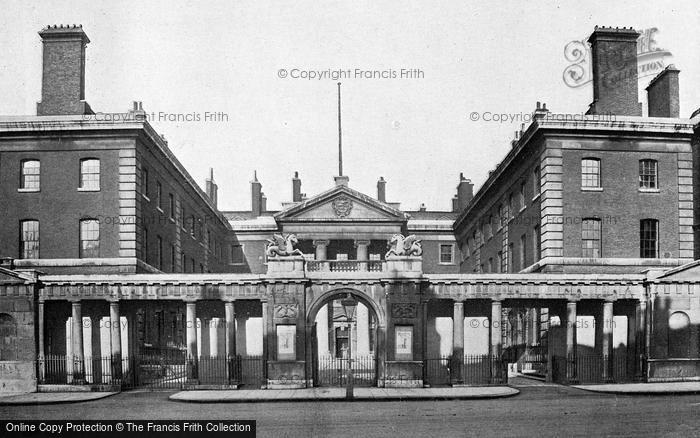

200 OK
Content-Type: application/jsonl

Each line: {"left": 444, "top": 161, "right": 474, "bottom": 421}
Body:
{"left": 0, "top": 137, "right": 122, "bottom": 263}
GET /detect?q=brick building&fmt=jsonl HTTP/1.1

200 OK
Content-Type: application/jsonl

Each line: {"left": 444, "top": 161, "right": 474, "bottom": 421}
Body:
{"left": 454, "top": 27, "right": 697, "bottom": 275}
{"left": 0, "top": 25, "right": 699, "bottom": 393}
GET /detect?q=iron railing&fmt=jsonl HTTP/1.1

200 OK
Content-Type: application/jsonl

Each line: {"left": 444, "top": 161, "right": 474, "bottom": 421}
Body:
{"left": 423, "top": 355, "right": 507, "bottom": 386}
{"left": 38, "top": 354, "right": 267, "bottom": 390}
{"left": 551, "top": 353, "right": 640, "bottom": 384}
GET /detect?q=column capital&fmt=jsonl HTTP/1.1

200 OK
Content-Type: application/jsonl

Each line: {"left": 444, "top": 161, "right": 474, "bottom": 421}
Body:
{"left": 453, "top": 300, "right": 464, "bottom": 307}
{"left": 354, "top": 239, "right": 371, "bottom": 247}
{"left": 313, "top": 239, "right": 330, "bottom": 247}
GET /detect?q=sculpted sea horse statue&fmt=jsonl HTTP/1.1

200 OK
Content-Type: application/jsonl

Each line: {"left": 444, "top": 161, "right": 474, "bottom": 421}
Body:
{"left": 266, "top": 233, "right": 304, "bottom": 257}
{"left": 385, "top": 234, "right": 423, "bottom": 257}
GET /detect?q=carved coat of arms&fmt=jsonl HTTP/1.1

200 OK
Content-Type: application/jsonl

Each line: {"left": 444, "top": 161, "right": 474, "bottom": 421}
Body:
{"left": 331, "top": 196, "right": 353, "bottom": 218}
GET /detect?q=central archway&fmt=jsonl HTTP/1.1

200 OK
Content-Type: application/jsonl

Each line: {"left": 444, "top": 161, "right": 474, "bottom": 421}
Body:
{"left": 306, "top": 288, "right": 384, "bottom": 387}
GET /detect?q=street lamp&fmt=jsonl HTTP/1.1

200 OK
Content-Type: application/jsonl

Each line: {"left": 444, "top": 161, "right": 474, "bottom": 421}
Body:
{"left": 341, "top": 293, "right": 358, "bottom": 400}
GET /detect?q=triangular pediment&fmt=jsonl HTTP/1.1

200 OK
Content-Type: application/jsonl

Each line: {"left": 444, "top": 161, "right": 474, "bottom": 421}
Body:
{"left": 275, "top": 185, "right": 408, "bottom": 222}
{"left": 0, "top": 267, "right": 33, "bottom": 284}
{"left": 656, "top": 260, "right": 700, "bottom": 281}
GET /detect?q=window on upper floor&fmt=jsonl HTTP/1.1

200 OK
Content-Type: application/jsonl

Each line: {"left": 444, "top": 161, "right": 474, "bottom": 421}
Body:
{"left": 533, "top": 165, "right": 541, "bottom": 197}
{"left": 19, "top": 220, "right": 39, "bottom": 259}
{"left": 581, "top": 218, "right": 601, "bottom": 258}
{"left": 497, "top": 251, "right": 504, "bottom": 273}
{"left": 170, "top": 244, "right": 176, "bottom": 272}
{"left": 640, "top": 219, "right": 659, "bottom": 258}
{"left": 581, "top": 158, "right": 601, "bottom": 188}
{"left": 486, "top": 215, "right": 493, "bottom": 239}
{"left": 20, "top": 160, "right": 40, "bottom": 191}
{"left": 143, "top": 226, "right": 149, "bottom": 262}
{"left": 533, "top": 224, "right": 541, "bottom": 261}
{"left": 169, "top": 194, "right": 175, "bottom": 220}
{"left": 508, "top": 194, "right": 515, "bottom": 219}
{"left": 79, "top": 158, "right": 100, "bottom": 191}
{"left": 142, "top": 167, "right": 150, "bottom": 198}
{"left": 498, "top": 204, "right": 506, "bottom": 229}
{"left": 519, "top": 183, "right": 526, "bottom": 210}
{"left": 439, "top": 244, "right": 455, "bottom": 265}
{"left": 79, "top": 219, "right": 100, "bottom": 258}
{"left": 230, "top": 245, "right": 245, "bottom": 265}
{"left": 519, "top": 234, "right": 527, "bottom": 269}
{"left": 639, "top": 159, "right": 658, "bottom": 190}
{"left": 156, "top": 236, "right": 163, "bottom": 270}
{"left": 488, "top": 257, "right": 494, "bottom": 273}
{"left": 190, "top": 214, "right": 196, "bottom": 237}
{"left": 156, "top": 181, "right": 163, "bottom": 210}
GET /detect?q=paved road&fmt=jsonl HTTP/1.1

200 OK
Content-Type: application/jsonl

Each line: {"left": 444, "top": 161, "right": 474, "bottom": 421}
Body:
{"left": 1, "top": 386, "right": 699, "bottom": 437}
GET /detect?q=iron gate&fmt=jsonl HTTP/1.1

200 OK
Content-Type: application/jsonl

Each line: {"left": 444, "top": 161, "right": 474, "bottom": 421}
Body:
{"left": 316, "top": 356, "right": 376, "bottom": 387}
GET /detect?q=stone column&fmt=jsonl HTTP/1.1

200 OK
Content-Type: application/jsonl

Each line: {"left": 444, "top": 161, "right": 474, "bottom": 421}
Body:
{"left": 225, "top": 302, "right": 236, "bottom": 357}
{"left": 209, "top": 318, "right": 219, "bottom": 357}
{"left": 635, "top": 300, "right": 647, "bottom": 381}
{"left": 316, "top": 304, "right": 330, "bottom": 357}
{"left": 186, "top": 302, "right": 198, "bottom": 380}
{"left": 356, "top": 303, "right": 370, "bottom": 356}
{"left": 199, "top": 317, "right": 210, "bottom": 357}
{"left": 565, "top": 301, "right": 578, "bottom": 384}
{"left": 355, "top": 239, "right": 370, "bottom": 271}
{"left": 313, "top": 240, "right": 329, "bottom": 271}
{"left": 37, "top": 300, "right": 45, "bottom": 382}
{"left": 224, "top": 302, "right": 236, "bottom": 384}
{"left": 262, "top": 301, "right": 269, "bottom": 378}
{"left": 452, "top": 301, "right": 464, "bottom": 385}
{"left": 71, "top": 302, "right": 85, "bottom": 383}
{"left": 602, "top": 300, "right": 614, "bottom": 382}
{"left": 91, "top": 315, "right": 102, "bottom": 384}
{"left": 109, "top": 302, "right": 122, "bottom": 381}
{"left": 490, "top": 300, "right": 503, "bottom": 383}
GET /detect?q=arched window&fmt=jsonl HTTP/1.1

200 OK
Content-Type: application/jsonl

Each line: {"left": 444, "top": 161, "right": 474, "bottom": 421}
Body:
{"left": 640, "top": 219, "right": 659, "bottom": 258}
{"left": 19, "top": 219, "right": 39, "bottom": 259}
{"left": 581, "top": 158, "right": 601, "bottom": 188}
{"left": 79, "top": 219, "right": 100, "bottom": 258}
{"left": 0, "top": 313, "right": 18, "bottom": 360}
{"left": 581, "top": 218, "right": 602, "bottom": 258}
{"left": 668, "top": 311, "right": 691, "bottom": 358}
{"left": 639, "top": 159, "right": 658, "bottom": 189}
{"left": 79, "top": 158, "right": 100, "bottom": 190}
{"left": 20, "top": 159, "right": 40, "bottom": 190}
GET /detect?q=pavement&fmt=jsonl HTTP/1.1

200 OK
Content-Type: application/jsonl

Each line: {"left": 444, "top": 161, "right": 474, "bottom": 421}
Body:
{"left": 169, "top": 386, "right": 520, "bottom": 402}
{"left": 574, "top": 381, "right": 700, "bottom": 394}
{"left": 0, "top": 391, "right": 118, "bottom": 405}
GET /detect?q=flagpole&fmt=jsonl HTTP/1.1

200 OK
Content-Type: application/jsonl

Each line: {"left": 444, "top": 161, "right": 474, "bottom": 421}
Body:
{"left": 337, "top": 82, "right": 343, "bottom": 176}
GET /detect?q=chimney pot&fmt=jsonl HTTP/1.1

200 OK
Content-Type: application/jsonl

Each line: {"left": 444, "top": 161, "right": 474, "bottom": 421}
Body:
{"left": 456, "top": 173, "right": 474, "bottom": 212}
{"left": 292, "top": 171, "right": 302, "bottom": 202}
{"left": 251, "top": 171, "right": 262, "bottom": 216}
{"left": 36, "top": 25, "right": 93, "bottom": 116}
{"left": 646, "top": 65, "right": 680, "bottom": 118}
{"left": 586, "top": 26, "right": 642, "bottom": 116}
{"left": 377, "top": 176, "right": 387, "bottom": 202}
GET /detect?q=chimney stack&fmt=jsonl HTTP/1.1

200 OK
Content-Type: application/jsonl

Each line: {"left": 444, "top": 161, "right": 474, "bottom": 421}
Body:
{"left": 456, "top": 173, "right": 474, "bottom": 211}
{"left": 451, "top": 195, "right": 459, "bottom": 212}
{"left": 586, "top": 26, "right": 642, "bottom": 116}
{"left": 205, "top": 168, "right": 218, "bottom": 209}
{"left": 261, "top": 193, "right": 267, "bottom": 213}
{"left": 37, "top": 25, "right": 93, "bottom": 116}
{"left": 251, "top": 171, "right": 262, "bottom": 217}
{"left": 647, "top": 65, "right": 680, "bottom": 118}
{"left": 377, "top": 177, "right": 386, "bottom": 203}
{"left": 292, "top": 171, "right": 302, "bottom": 202}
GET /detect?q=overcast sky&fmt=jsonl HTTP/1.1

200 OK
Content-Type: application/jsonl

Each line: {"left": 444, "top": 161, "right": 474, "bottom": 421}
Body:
{"left": 1, "top": 0, "right": 698, "bottom": 211}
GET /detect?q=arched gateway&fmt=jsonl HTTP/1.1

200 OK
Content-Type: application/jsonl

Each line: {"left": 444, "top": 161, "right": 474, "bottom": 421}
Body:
{"left": 306, "top": 288, "right": 384, "bottom": 387}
